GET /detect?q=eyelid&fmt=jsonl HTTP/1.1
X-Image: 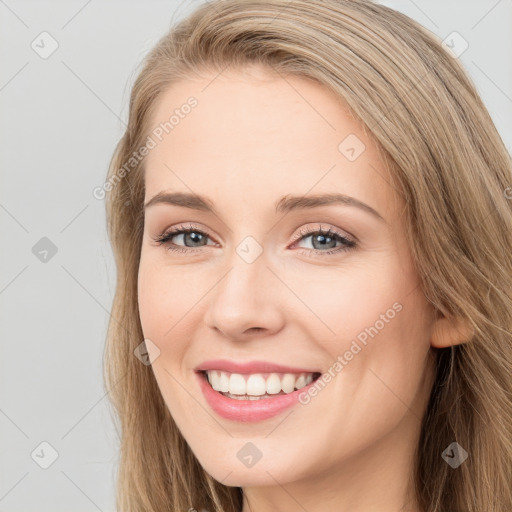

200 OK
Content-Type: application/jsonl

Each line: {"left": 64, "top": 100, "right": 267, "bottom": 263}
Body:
{"left": 289, "top": 223, "right": 356, "bottom": 245}
{"left": 153, "top": 222, "right": 216, "bottom": 245}
{"left": 156, "top": 222, "right": 353, "bottom": 243}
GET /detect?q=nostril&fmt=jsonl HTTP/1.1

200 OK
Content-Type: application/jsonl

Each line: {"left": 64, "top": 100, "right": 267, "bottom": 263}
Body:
{"left": 246, "top": 327, "right": 264, "bottom": 334}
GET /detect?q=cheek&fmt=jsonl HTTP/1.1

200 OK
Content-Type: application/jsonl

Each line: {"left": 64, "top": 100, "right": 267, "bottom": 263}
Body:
{"left": 295, "top": 253, "right": 430, "bottom": 389}
{"left": 138, "top": 264, "right": 167, "bottom": 339}
{"left": 287, "top": 258, "right": 400, "bottom": 341}
{"left": 137, "top": 258, "right": 203, "bottom": 341}
{"left": 137, "top": 261, "right": 198, "bottom": 416}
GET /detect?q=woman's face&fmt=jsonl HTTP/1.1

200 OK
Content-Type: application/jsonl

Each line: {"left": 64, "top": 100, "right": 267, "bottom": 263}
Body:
{"left": 138, "top": 65, "right": 438, "bottom": 497}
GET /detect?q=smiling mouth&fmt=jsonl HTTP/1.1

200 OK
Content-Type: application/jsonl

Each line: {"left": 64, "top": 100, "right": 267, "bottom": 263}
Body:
{"left": 199, "top": 369, "right": 322, "bottom": 400}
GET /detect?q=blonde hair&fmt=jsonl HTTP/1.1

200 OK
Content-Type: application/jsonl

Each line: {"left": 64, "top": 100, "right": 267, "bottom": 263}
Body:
{"left": 103, "top": 1, "right": 512, "bottom": 511}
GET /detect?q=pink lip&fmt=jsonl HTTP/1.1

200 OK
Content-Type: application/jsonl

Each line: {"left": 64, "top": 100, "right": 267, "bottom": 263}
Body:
{"left": 195, "top": 370, "right": 320, "bottom": 422}
{"left": 194, "top": 359, "right": 319, "bottom": 374}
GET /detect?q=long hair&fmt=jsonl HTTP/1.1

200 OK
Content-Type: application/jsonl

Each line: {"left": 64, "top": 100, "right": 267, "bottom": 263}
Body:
{"left": 102, "top": 1, "right": 512, "bottom": 510}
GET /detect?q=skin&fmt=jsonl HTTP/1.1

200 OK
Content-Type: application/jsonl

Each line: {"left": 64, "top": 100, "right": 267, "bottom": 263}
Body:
{"left": 137, "top": 64, "right": 469, "bottom": 512}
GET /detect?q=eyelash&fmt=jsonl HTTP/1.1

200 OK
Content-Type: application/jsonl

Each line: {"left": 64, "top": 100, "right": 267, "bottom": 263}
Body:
{"left": 151, "top": 223, "right": 357, "bottom": 257}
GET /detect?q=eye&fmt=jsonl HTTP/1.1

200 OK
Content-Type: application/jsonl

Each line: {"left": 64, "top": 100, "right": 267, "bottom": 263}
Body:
{"left": 289, "top": 224, "right": 356, "bottom": 257}
{"left": 151, "top": 222, "right": 357, "bottom": 256}
{"left": 151, "top": 223, "right": 216, "bottom": 254}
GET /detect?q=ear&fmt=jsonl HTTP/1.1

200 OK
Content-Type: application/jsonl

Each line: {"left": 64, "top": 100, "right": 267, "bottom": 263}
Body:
{"left": 430, "top": 311, "right": 474, "bottom": 348}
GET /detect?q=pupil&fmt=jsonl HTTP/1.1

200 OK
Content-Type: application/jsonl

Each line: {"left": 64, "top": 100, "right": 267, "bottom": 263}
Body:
{"left": 186, "top": 232, "right": 204, "bottom": 246}
{"left": 313, "top": 234, "right": 336, "bottom": 250}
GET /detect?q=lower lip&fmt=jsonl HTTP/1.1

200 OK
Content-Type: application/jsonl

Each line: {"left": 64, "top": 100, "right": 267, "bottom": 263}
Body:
{"left": 196, "top": 371, "right": 318, "bottom": 422}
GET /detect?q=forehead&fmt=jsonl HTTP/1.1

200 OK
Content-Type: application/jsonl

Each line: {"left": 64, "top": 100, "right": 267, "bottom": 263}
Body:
{"left": 143, "top": 66, "right": 401, "bottom": 224}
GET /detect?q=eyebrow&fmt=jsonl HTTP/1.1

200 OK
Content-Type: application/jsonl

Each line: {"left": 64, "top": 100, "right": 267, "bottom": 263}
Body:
{"left": 144, "top": 191, "right": 385, "bottom": 223}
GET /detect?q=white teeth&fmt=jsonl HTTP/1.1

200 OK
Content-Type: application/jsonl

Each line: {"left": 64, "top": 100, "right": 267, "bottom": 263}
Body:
{"left": 266, "top": 373, "right": 282, "bottom": 394}
{"left": 205, "top": 370, "right": 316, "bottom": 397}
{"left": 229, "top": 373, "right": 246, "bottom": 395}
{"left": 281, "top": 373, "right": 296, "bottom": 393}
{"left": 295, "top": 374, "right": 306, "bottom": 389}
{"left": 209, "top": 370, "right": 221, "bottom": 391}
{"left": 219, "top": 371, "right": 230, "bottom": 392}
{"left": 246, "top": 374, "right": 267, "bottom": 396}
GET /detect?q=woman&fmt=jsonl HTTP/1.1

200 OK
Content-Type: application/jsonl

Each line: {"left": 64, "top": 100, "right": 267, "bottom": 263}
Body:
{"left": 103, "top": 1, "right": 512, "bottom": 511}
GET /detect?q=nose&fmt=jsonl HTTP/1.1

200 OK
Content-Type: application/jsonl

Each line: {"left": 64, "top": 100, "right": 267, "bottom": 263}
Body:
{"left": 203, "top": 250, "right": 286, "bottom": 340}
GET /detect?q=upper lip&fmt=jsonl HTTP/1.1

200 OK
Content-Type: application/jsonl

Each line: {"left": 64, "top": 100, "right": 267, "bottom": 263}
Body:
{"left": 195, "top": 359, "right": 320, "bottom": 375}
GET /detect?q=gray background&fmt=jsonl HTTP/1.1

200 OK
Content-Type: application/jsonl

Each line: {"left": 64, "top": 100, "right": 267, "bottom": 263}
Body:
{"left": 1, "top": 1, "right": 510, "bottom": 510}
